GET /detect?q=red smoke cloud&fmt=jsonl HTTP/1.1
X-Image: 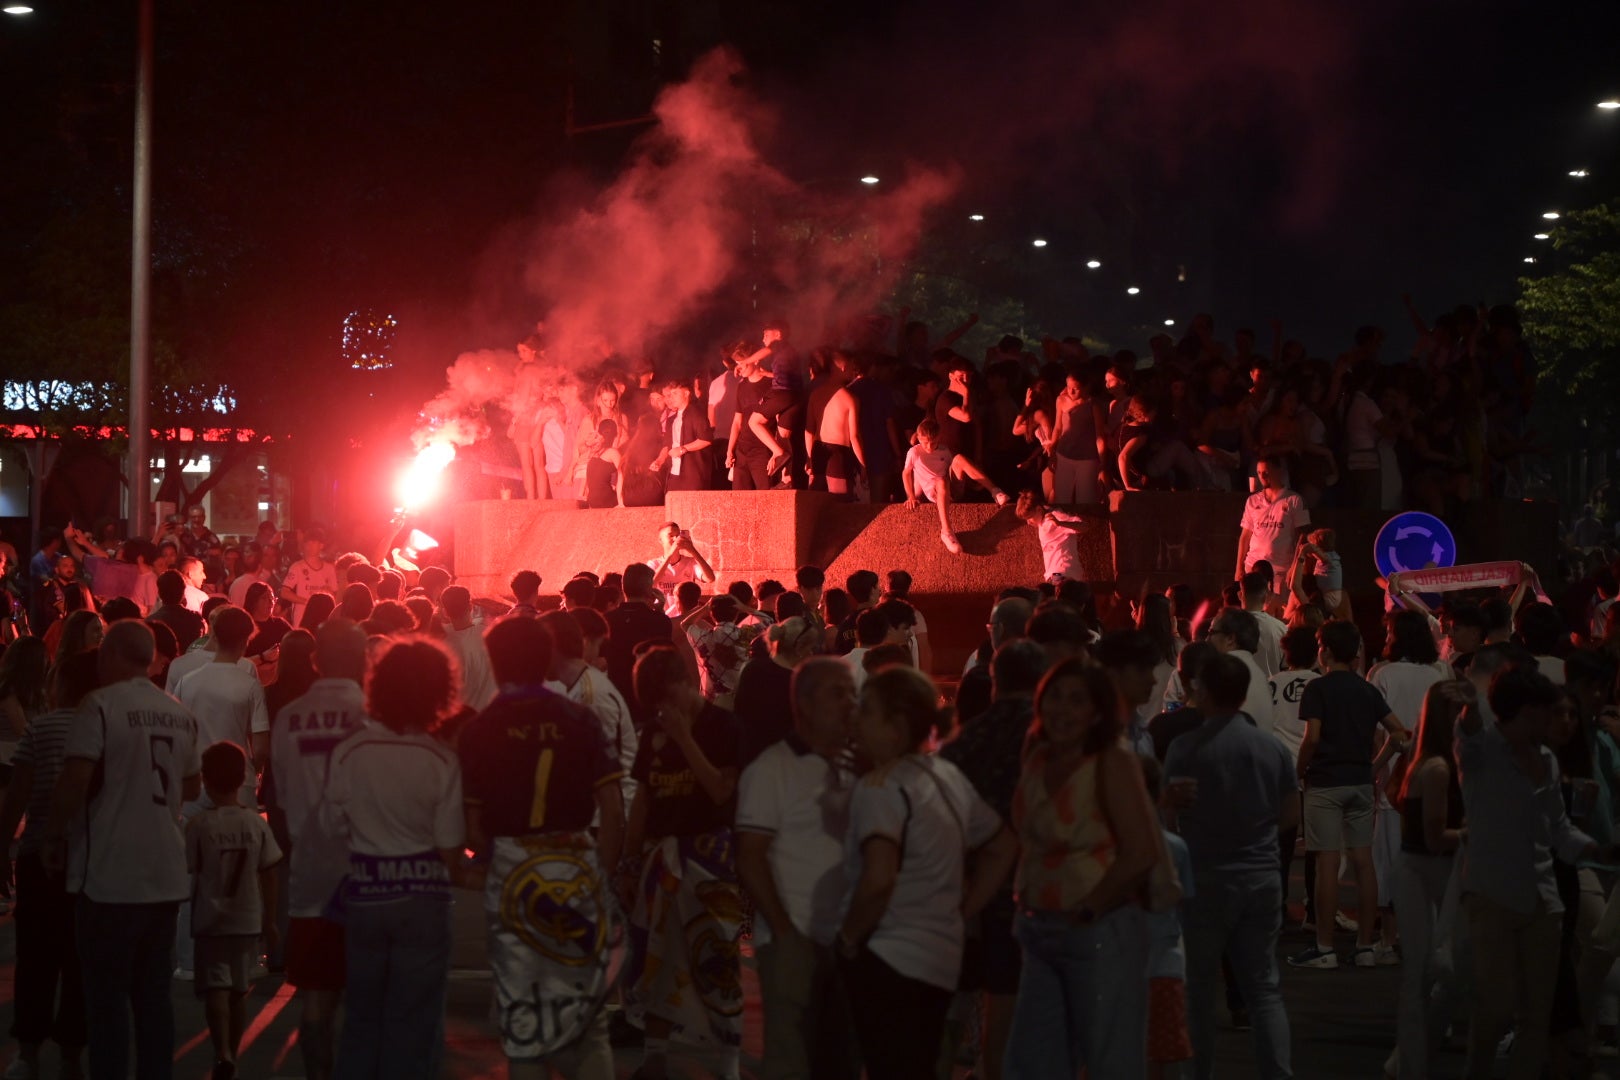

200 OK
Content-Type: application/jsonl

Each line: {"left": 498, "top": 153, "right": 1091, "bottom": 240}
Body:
{"left": 416, "top": 48, "right": 957, "bottom": 447}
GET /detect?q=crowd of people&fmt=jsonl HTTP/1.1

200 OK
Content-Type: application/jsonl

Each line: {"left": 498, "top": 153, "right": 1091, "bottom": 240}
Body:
{"left": 2, "top": 478, "right": 1620, "bottom": 1080}
{"left": 501, "top": 298, "right": 1540, "bottom": 554}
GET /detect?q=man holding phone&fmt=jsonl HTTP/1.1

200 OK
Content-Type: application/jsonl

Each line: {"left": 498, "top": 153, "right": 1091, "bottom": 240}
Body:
{"left": 651, "top": 522, "right": 715, "bottom": 609}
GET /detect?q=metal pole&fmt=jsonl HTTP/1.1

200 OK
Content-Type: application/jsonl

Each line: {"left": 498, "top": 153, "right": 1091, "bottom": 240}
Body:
{"left": 129, "top": 0, "right": 153, "bottom": 539}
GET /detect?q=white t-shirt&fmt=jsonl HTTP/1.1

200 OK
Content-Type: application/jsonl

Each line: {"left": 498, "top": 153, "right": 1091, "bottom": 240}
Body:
{"left": 228, "top": 570, "right": 270, "bottom": 610}
{"left": 442, "top": 624, "right": 498, "bottom": 711}
{"left": 1366, "top": 660, "right": 1450, "bottom": 731}
{"left": 175, "top": 661, "right": 270, "bottom": 806}
{"left": 1344, "top": 392, "right": 1383, "bottom": 472}
{"left": 132, "top": 570, "right": 159, "bottom": 616}
{"left": 1231, "top": 650, "right": 1275, "bottom": 733}
{"left": 549, "top": 665, "right": 638, "bottom": 813}
{"left": 270, "top": 678, "right": 369, "bottom": 917}
{"left": 322, "top": 726, "right": 465, "bottom": 857}
{"left": 841, "top": 754, "right": 1001, "bottom": 990}
{"left": 1537, "top": 656, "right": 1567, "bottom": 686}
{"left": 1239, "top": 490, "right": 1310, "bottom": 574}
{"left": 187, "top": 804, "right": 283, "bottom": 936}
{"left": 904, "top": 445, "right": 956, "bottom": 502}
{"left": 844, "top": 647, "right": 871, "bottom": 691}
{"left": 1037, "top": 511, "right": 1085, "bottom": 582}
{"left": 1269, "top": 668, "right": 1320, "bottom": 766}
{"left": 1593, "top": 598, "right": 1615, "bottom": 642}
{"left": 1252, "top": 610, "right": 1288, "bottom": 677}
{"left": 281, "top": 559, "right": 338, "bottom": 626}
{"left": 737, "top": 738, "right": 857, "bottom": 946}
{"left": 165, "top": 649, "right": 255, "bottom": 697}
{"left": 653, "top": 555, "right": 703, "bottom": 604}
{"left": 66, "top": 676, "right": 202, "bottom": 903}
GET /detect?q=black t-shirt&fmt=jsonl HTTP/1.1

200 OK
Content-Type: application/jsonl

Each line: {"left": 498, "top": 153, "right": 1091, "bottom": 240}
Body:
{"left": 1299, "top": 670, "right": 1392, "bottom": 788}
{"left": 151, "top": 603, "right": 204, "bottom": 651}
{"left": 1151, "top": 706, "right": 1207, "bottom": 762}
{"left": 667, "top": 407, "right": 715, "bottom": 486}
{"left": 834, "top": 612, "right": 861, "bottom": 656}
{"left": 734, "top": 658, "right": 795, "bottom": 769}
{"left": 605, "top": 601, "right": 673, "bottom": 705}
{"left": 459, "top": 685, "right": 621, "bottom": 838}
{"left": 734, "top": 377, "right": 773, "bottom": 461}
{"left": 246, "top": 617, "right": 292, "bottom": 658}
{"left": 632, "top": 704, "right": 740, "bottom": 839}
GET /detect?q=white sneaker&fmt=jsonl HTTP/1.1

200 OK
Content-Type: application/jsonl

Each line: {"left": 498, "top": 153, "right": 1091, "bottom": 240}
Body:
{"left": 992, "top": 490, "right": 1010, "bottom": 507}
{"left": 1372, "top": 943, "right": 1400, "bottom": 966}
{"left": 941, "top": 530, "right": 963, "bottom": 554}
{"left": 173, "top": 967, "right": 194, "bottom": 981}
{"left": 1353, "top": 946, "right": 1378, "bottom": 968}
{"left": 1334, "top": 912, "right": 1359, "bottom": 933}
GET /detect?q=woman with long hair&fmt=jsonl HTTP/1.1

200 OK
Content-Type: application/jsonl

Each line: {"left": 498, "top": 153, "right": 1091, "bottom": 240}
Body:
{"left": 618, "top": 412, "right": 667, "bottom": 509}
{"left": 1136, "top": 594, "right": 1183, "bottom": 718}
{"left": 50, "top": 608, "right": 105, "bottom": 665}
{"left": 298, "top": 591, "right": 336, "bottom": 633}
{"left": 245, "top": 581, "right": 294, "bottom": 684}
{"left": 836, "top": 666, "right": 1017, "bottom": 1079}
{"left": 1013, "top": 376, "right": 1060, "bottom": 502}
{"left": 1367, "top": 609, "right": 1451, "bottom": 961}
{"left": 1387, "top": 680, "right": 1468, "bottom": 1078}
{"left": 325, "top": 638, "right": 466, "bottom": 1080}
{"left": 623, "top": 646, "right": 743, "bottom": 1080}
{"left": 1004, "top": 659, "right": 1168, "bottom": 1078}
{"left": 572, "top": 380, "right": 629, "bottom": 490}
{"left": 0, "top": 647, "right": 98, "bottom": 1075}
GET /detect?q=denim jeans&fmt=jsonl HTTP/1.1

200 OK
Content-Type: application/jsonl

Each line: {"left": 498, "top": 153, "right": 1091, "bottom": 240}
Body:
{"left": 77, "top": 896, "right": 179, "bottom": 1080}
{"left": 1183, "top": 870, "right": 1292, "bottom": 1079}
{"left": 335, "top": 896, "right": 453, "bottom": 1079}
{"left": 1004, "top": 905, "right": 1149, "bottom": 1079}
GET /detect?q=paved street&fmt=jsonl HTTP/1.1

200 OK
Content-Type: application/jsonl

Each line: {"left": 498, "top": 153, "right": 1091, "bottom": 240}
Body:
{"left": 0, "top": 891, "right": 1424, "bottom": 1080}
{"left": 4, "top": 889, "right": 1619, "bottom": 1078}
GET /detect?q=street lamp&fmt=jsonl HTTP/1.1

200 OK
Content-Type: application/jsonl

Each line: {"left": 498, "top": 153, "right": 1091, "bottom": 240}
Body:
{"left": 1126, "top": 286, "right": 1140, "bottom": 296}
{"left": 1534, "top": 233, "right": 1550, "bottom": 240}
{"left": 1569, "top": 169, "right": 1590, "bottom": 178}
{"left": 1524, "top": 256, "right": 1536, "bottom": 263}
{"left": 1599, "top": 100, "right": 1620, "bottom": 110}
{"left": 1031, "top": 238, "right": 1048, "bottom": 248}
{"left": 2, "top": 5, "right": 34, "bottom": 14}
{"left": 1164, "top": 319, "right": 1175, "bottom": 326}
{"left": 129, "top": 0, "right": 154, "bottom": 538}
{"left": 968, "top": 213, "right": 984, "bottom": 221}
{"left": 859, "top": 175, "right": 879, "bottom": 185}
{"left": 1542, "top": 211, "right": 1560, "bottom": 220}
{"left": 1085, "top": 259, "right": 1101, "bottom": 269}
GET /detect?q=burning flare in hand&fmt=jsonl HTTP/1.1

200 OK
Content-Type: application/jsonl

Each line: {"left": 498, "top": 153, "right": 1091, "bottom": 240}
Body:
{"left": 398, "top": 443, "right": 456, "bottom": 510}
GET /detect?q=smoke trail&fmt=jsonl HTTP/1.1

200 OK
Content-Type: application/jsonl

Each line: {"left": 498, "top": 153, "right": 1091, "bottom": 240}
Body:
{"left": 414, "top": 47, "right": 957, "bottom": 449}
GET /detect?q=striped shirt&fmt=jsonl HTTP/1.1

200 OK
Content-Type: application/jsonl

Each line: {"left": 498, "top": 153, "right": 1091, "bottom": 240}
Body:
{"left": 12, "top": 707, "right": 74, "bottom": 856}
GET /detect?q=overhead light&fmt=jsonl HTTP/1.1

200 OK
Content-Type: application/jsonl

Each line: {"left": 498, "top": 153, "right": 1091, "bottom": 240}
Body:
{"left": 1085, "top": 259, "right": 1101, "bottom": 269}
{"left": 1543, "top": 211, "right": 1560, "bottom": 220}
{"left": 1599, "top": 101, "right": 1620, "bottom": 110}
{"left": 1164, "top": 319, "right": 1175, "bottom": 326}
{"left": 1570, "top": 169, "right": 1590, "bottom": 178}
{"left": 2, "top": 5, "right": 34, "bottom": 13}
{"left": 1031, "top": 238, "right": 1048, "bottom": 248}
{"left": 968, "top": 213, "right": 984, "bottom": 222}
{"left": 859, "top": 175, "right": 880, "bottom": 185}
{"left": 1126, "top": 286, "right": 1141, "bottom": 296}
{"left": 1523, "top": 256, "right": 1536, "bottom": 263}
{"left": 1534, "top": 233, "right": 1550, "bottom": 240}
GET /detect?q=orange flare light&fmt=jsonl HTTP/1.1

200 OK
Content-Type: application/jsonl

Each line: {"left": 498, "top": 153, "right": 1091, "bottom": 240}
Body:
{"left": 398, "top": 443, "right": 456, "bottom": 509}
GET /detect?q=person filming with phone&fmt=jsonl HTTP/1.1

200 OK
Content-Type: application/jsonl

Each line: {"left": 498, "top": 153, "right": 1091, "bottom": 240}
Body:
{"left": 651, "top": 522, "right": 715, "bottom": 610}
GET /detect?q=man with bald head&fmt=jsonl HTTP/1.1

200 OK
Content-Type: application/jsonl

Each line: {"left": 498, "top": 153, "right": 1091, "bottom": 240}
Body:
{"left": 45, "top": 620, "right": 203, "bottom": 1080}
{"left": 270, "top": 617, "right": 370, "bottom": 1080}
{"left": 956, "top": 595, "right": 1035, "bottom": 726}
{"left": 736, "top": 657, "right": 859, "bottom": 1080}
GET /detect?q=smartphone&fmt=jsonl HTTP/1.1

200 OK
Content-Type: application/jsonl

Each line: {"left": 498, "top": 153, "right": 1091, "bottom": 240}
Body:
{"left": 679, "top": 529, "right": 691, "bottom": 541}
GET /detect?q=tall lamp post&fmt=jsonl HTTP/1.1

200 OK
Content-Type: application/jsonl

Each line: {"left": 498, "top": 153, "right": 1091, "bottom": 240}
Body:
{"left": 129, "top": 0, "right": 153, "bottom": 538}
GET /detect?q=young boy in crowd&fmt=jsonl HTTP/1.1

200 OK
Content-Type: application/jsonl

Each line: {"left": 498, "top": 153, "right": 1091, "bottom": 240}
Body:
{"left": 903, "top": 419, "right": 1010, "bottom": 555}
{"left": 1300, "top": 529, "right": 1346, "bottom": 618}
{"left": 187, "top": 742, "right": 282, "bottom": 1080}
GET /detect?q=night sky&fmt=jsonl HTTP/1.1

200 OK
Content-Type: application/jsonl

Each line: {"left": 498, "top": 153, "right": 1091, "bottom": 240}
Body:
{"left": 3, "top": 0, "right": 1617, "bottom": 393}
